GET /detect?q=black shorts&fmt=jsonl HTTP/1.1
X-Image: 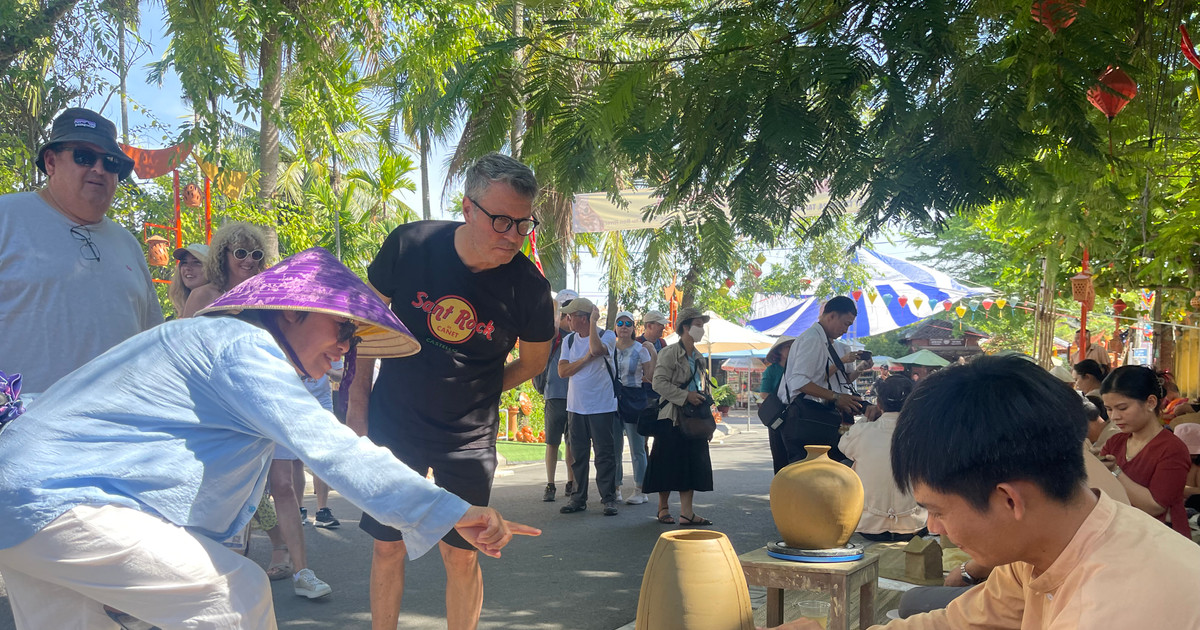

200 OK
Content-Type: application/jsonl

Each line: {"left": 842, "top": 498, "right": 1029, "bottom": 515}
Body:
{"left": 359, "top": 439, "right": 497, "bottom": 550}
{"left": 544, "top": 398, "right": 569, "bottom": 446}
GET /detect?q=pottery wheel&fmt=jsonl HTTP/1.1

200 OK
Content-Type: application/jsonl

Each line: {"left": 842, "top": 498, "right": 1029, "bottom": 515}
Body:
{"left": 766, "top": 541, "right": 864, "bottom": 563}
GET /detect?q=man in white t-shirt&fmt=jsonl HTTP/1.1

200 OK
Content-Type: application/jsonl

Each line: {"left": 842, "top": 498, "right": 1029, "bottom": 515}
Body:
{"left": 0, "top": 108, "right": 162, "bottom": 395}
{"left": 557, "top": 297, "right": 620, "bottom": 516}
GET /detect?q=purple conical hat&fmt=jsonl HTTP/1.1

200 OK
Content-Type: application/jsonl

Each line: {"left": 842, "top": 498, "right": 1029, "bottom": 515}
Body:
{"left": 196, "top": 247, "right": 419, "bottom": 359}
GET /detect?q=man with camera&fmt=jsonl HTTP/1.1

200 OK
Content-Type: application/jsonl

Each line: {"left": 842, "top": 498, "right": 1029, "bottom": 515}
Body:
{"left": 775, "top": 296, "right": 871, "bottom": 464}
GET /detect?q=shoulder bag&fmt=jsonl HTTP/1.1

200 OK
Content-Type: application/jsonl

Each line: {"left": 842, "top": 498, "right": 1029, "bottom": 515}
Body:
{"left": 677, "top": 353, "right": 716, "bottom": 441}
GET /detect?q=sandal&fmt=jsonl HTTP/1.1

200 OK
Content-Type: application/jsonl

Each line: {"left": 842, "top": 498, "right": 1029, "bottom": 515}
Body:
{"left": 679, "top": 513, "right": 713, "bottom": 527}
{"left": 657, "top": 508, "right": 675, "bottom": 524}
{"left": 267, "top": 546, "right": 292, "bottom": 581}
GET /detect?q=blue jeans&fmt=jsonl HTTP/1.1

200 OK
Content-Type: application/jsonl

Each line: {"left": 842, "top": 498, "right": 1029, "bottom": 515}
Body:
{"left": 613, "top": 415, "right": 647, "bottom": 489}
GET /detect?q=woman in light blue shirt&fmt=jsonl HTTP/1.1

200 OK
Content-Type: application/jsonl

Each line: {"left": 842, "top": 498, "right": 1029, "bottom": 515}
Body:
{"left": 0, "top": 248, "right": 537, "bottom": 629}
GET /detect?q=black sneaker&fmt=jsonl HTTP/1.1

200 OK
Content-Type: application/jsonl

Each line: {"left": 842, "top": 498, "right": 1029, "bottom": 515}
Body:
{"left": 314, "top": 507, "right": 340, "bottom": 529}
{"left": 564, "top": 480, "right": 576, "bottom": 496}
{"left": 560, "top": 501, "right": 586, "bottom": 514}
{"left": 603, "top": 501, "right": 619, "bottom": 516}
{"left": 543, "top": 483, "right": 556, "bottom": 502}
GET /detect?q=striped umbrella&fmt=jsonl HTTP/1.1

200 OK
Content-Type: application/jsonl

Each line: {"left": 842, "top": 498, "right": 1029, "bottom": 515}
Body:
{"left": 748, "top": 249, "right": 991, "bottom": 340}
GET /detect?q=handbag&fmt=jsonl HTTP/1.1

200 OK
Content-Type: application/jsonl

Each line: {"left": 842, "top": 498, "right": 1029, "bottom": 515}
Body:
{"left": 617, "top": 385, "right": 648, "bottom": 421}
{"left": 679, "top": 394, "right": 717, "bottom": 440}
{"left": 636, "top": 401, "right": 670, "bottom": 437}
{"left": 757, "top": 392, "right": 788, "bottom": 430}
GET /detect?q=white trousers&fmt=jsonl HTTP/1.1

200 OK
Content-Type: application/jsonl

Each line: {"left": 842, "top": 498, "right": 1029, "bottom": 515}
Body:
{"left": 0, "top": 504, "right": 276, "bottom": 629}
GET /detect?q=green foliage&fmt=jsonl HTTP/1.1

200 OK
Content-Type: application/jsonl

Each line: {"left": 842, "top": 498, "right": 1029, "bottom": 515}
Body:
{"left": 710, "top": 382, "right": 736, "bottom": 408}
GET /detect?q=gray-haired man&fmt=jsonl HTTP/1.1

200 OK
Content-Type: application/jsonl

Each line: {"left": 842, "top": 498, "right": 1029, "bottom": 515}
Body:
{"left": 348, "top": 153, "right": 555, "bottom": 630}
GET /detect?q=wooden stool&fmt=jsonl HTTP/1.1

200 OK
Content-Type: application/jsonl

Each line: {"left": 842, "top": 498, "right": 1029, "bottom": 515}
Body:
{"left": 739, "top": 546, "right": 879, "bottom": 630}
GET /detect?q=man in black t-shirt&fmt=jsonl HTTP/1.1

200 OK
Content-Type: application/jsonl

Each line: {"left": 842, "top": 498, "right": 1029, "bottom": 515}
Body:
{"left": 347, "top": 153, "right": 554, "bottom": 630}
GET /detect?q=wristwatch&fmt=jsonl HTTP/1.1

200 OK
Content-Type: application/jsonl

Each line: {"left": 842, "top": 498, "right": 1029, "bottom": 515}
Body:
{"left": 1112, "top": 466, "right": 1122, "bottom": 479}
{"left": 960, "top": 562, "right": 980, "bottom": 585}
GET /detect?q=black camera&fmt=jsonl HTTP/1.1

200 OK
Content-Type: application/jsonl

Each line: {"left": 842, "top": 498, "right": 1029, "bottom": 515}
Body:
{"left": 857, "top": 350, "right": 872, "bottom": 361}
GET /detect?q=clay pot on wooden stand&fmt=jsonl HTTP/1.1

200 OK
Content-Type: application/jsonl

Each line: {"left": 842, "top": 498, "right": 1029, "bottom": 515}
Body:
{"left": 770, "top": 445, "right": 864, "bottom": 549}
{"left": 635, "top": 530, "right": 754, "bottom": 630}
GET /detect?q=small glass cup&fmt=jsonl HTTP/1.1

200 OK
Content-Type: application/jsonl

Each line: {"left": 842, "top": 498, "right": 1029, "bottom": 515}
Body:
{"left": 796, "top": 600, "right": 830, "bottom": 629}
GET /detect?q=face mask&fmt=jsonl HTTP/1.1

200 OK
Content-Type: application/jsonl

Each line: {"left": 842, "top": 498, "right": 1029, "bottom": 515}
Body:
{"left": 688, "top": 324, "right": 705, "bottom": 342}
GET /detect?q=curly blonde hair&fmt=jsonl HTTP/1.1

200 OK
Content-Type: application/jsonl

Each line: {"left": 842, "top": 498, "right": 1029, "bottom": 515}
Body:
{"left": 204, "top": 221, "right": 267, "bottom": 291}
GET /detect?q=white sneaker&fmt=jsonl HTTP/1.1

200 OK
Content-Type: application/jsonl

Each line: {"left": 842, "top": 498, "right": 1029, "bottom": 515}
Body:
{"left": 293, "top": 568, "right": 332, "bottom": 599}
{"left": 615, "top": 486, "right": 624, "bottom": 503}
{"left": 626, "top": 492, "right": 648, "bottom": 505}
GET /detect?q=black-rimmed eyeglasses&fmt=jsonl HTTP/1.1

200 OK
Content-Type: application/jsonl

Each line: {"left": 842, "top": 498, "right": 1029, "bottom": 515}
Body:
{"left": 467, "top": 197, "right": 539, "bottom": 236}
{"left": 70, "top": 225, "right": 100, "bottom": 262}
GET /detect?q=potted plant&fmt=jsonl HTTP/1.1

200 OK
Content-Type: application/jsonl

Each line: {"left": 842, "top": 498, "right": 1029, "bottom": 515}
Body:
{"left": 712, "top": 383, "right": 736, "bottom": 414}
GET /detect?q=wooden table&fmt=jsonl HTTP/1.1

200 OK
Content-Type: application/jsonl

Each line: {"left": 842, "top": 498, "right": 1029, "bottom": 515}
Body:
{"left": 739, "top": 547, "right": 879, "bottom": 630}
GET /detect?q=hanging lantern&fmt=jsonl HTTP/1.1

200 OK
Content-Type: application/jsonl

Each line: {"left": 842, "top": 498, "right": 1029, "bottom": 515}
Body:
{"left": 1112, "top": 298, "right": 1127, "bottom": 315}
{"left": 996, "top": 297, "right": 1008, "bottom": 310}
{"left": 897, "top": 295, "right": 909, "bottom": 308}
{"left": 882, "top": 294, "right": 894, "bottom": 305}
{"left": 1191, "top": 291, "right": 1200, "bottom": 311}
{"left": 182, "top": 183, "right": 203, "bottom": 208}
{"left": 982, "top": 298, "right": 995, "bottom": 311}
{"left": 852, "top": 289, "right": 863, "bottom": 302}
{"left": 755, "top": 253, "right": 767, "bottom": 265}
{"left": 955, "top": 305, "right": 968, "bottom": 318}
{"left": 1031, "top": 0, "right": 1085, "bottom": 34}
{"left": 867, "top": 288, "right": 878, "bottom": 302}
{"left": 1087, "top": 67, "right": 1137, "bottom": 121}
{"left": 913, "top": 297, "right": 924, "bottom": 310}
{"left": 749, "top": 264, "right": 762, "bottom": 278}
{"left": 724, "top": 278, "right": 734, "bottom": 289}
{"left": 1070, "top": 272, "right": 1094, "bottom": 302}
{"left": 968, "top": 299, "right": 981, "bottom": 312}
{"left": 145, "top": 235, "right": 170, "bottom": 267}
{"left": 718, "top": 286, "right": 729, "bottom": 297}
{"left": 942, "top": 300, "right": 953, "bottom": 311}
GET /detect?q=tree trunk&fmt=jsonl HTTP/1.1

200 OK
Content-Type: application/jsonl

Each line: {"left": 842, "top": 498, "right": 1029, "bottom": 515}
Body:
{"left": 257, "top": 23, "right": 283, "bottom": 260}
{"left": 606, "top": 283, "right": 617, "bottom": 331}
{"left": 420, "top": 125, "right": 431, "bottom": 220}
{"left": 1153, "top": 287, "right": 1174, "bottom": 371}
{"left": 679, "top": 264, "right": 701, "bottom": 310}
{"left": 509, "top": 0, "right": 525, "bottom": 157}
{"left": 118, "top": 19, "right": 128, "bottom": 144}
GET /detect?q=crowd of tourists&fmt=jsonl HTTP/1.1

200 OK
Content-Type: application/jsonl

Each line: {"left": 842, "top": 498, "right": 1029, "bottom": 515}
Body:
{"left": 2, "top": 107, "right": 1200, "bottom": 630}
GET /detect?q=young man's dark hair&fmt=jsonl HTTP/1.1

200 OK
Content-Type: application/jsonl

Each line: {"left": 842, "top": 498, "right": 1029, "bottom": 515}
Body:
{"left": 875, "top": 374, "right": 915, "bottom": 413}
{"left": 823, "top": 295, "right": 857, "bottom": 316}
{"left": 1073, "top": 358, "right": 1107, "bottom": 380}
{"left": 891, "top": 355, "right": 1086, "bottom": 511}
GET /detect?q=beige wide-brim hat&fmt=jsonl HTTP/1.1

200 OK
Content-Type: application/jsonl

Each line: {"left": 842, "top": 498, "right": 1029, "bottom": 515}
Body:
{"left": 765, "top": 336, "right": 795, "bottom": 364}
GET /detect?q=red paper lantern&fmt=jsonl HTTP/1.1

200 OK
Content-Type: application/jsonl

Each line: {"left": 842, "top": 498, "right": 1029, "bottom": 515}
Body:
{"left": 942, "top": 300, "right": 953, "bottom": 311}
{"left": 749, "top": 264, "right": 762, "bottom": 278}
{"left": 724, "top": 278, "right": 735, "bottom": 289}
{"left": 1087, "top": 67, "right": 1137, "bottom": 121}
{"left": 852, "top": 289, "right": 863, "bottom": 302}
{"left": 897, "top": 296, "right": 908, "bottom": 308}
{"left": 1112, "top": 298, "right": 1127, "bottom": 314}
{"left": 1031, "top": 0, "right": 1084, "bottom": 33}
{"left": 982, "top": 299, "right": 995, "bottom": 310}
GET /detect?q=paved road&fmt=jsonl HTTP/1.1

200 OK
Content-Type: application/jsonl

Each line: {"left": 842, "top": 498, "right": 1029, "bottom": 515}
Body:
{"left": 0, "top": 416, "right": 779, "bottom": 629}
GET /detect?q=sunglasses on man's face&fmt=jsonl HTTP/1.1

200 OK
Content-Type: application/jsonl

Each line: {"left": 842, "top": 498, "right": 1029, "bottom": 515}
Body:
{"left": 64, "top": 147, "right": 126, "bottom": 175}
{"left": 233, "top": 248, "right": 265, "bottom": 261}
